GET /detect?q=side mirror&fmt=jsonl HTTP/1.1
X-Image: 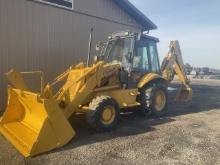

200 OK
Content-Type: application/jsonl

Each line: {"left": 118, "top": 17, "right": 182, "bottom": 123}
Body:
{"left": 94, "top": 55, "right": 99, "bottom": 63}
{"left": 96, "top": 45, "right": 100, "bottom": 51}
{"left": 94, "top": 55, "right": 104, "bottom": 63}
{"left": 96, "top": 41, "right": 102, "bottom": 51}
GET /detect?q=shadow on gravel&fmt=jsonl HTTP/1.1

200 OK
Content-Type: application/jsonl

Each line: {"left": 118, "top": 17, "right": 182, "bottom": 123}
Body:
{"left": 46, "top": 82, "right": 220, "bottom": 155}
{"left": 50, "top": 113, "right": 176, "bottom": 155}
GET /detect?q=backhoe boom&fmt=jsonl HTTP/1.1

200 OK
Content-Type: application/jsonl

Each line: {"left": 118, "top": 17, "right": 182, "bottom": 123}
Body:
{"left": 161, "top": 41, "right": 192, "bottom": 102}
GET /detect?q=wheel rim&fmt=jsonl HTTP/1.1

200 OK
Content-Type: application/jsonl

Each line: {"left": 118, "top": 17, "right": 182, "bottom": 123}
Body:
{"left": 101, "top": 106, "right": 116, "bottom": 125}
{"left": 154, "top": 90, "right": 166, "bottom": 112}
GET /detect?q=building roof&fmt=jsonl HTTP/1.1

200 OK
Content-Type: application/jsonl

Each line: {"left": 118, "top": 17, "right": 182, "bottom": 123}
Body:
{"left": 113, "top": 0, "right": 157, "bottom": 30}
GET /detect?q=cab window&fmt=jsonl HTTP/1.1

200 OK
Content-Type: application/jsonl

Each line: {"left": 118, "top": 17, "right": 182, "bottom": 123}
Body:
{"left": 149, "top": 41, "right": 160, "bottom": 73}
{"left": 104, "top": 38, "right": 132, "bottom": 68}
{"left": 133, "top": 39, "right": 150, "bottom": 72}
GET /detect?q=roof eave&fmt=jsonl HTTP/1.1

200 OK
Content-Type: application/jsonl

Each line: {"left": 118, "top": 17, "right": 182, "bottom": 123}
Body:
{"left": 113, "top": 0, "right": 157, "bottom": 31}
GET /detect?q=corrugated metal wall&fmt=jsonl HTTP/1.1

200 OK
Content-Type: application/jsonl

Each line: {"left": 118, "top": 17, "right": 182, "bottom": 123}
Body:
{"left": 0, "top": 0, "right": 143, "bottom": 112}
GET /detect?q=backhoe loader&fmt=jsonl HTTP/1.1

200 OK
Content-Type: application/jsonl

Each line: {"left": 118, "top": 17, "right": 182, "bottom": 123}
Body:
{"left": 0, "top": 31, "right": 192, "bottom": 157}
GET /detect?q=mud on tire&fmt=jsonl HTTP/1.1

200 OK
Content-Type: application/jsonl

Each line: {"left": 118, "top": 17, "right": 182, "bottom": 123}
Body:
{"left": 86, "top": 96, "right": 120, "bottom": 132}
{"left": 139, "top": 83, "right": 168, "bottom": 117}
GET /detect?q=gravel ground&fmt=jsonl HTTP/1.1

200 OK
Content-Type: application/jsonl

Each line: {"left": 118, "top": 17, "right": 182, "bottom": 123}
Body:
{"left": 0, "top": 79, "right": 220, "bottom": 165}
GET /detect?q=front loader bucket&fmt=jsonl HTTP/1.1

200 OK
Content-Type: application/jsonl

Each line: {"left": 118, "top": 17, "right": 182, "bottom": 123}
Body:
{"left": 175, "top": 87, "right": 193, "bottom": 102}
{"left": 0, "top": 87, "right": 75, "bottom": 157}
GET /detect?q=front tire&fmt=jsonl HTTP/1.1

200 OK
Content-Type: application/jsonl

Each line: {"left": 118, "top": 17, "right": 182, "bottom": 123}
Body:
{"left": 86, "top": 96, "right": 120, "bottom": 132}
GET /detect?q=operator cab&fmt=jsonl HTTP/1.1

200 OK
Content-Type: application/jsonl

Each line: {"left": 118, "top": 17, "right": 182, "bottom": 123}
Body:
{"left": 133, "top": 35, "right": 160, "bottom": 74}
{"left": 103, "top": 31, "right": 160, "bottom": 73}
{"left": 99, "top": 31, "right": 161, "bottom": 87}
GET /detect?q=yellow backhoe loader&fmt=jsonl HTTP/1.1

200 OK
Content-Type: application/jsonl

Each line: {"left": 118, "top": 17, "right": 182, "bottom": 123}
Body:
{"left": 0, "top": 31, "right": 192, "bottom": 157}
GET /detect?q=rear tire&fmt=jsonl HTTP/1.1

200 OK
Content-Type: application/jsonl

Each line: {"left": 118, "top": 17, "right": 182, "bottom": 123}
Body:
{"left": 86, "top": 96, "right": 120, "bottom": 132}
{"left": 139, "top": 83, "right": 168, "bottom": 117}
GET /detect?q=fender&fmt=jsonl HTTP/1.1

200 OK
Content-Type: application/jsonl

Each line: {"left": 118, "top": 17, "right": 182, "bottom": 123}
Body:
{"left": 137, "top": 73, "right": 167, "bottom": 89}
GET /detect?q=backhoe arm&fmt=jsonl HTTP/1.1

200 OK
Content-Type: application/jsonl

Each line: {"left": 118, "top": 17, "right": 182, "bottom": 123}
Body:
{"left": 161, "top": 40, "right": 192, "bottom": 102}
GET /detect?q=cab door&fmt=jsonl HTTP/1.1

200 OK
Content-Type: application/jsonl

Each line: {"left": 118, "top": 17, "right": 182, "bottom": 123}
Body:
{"left": 128, "top": 38, "right": 160, "bottom": 87}
{"left": 148, "top": 40, "right": 161, "bottom": 73}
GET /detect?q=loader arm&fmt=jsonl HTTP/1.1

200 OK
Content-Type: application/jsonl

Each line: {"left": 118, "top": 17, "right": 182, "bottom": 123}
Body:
{"left": 161, "top": 40, "right": 192, "bottom": 102}
{"left": 47, "top": 61, "right": 121, "bottom": 118}
{"left": 0, "top": 61, "right": 121, "bottom": 157}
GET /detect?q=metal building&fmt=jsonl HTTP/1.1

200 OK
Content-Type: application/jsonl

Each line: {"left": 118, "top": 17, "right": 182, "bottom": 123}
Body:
{"left": 0, "top": 0, "right": 156, "bottom": 111}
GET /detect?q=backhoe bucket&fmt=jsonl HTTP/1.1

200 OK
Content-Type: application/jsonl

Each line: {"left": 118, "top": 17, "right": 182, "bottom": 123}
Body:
{"left": 0, "top": 87, "right": 75, "bottom": 157}
{"left": 175, "top": 87, "right": 193, "bottom": 102}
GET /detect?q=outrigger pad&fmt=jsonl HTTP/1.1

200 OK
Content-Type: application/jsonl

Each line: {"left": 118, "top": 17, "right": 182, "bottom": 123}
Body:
{"left": 0, "top": 87, "right": 75, "bottom": 157}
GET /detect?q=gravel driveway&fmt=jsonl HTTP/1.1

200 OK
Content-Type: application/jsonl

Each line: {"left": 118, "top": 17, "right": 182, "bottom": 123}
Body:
{"left": 1, "top": 79, "right": 220, "bottom": 165}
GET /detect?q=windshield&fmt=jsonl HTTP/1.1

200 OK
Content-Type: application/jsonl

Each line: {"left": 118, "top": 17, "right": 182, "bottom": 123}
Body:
{"left": 104, "top": 38, "right": 132, "bottom": 68}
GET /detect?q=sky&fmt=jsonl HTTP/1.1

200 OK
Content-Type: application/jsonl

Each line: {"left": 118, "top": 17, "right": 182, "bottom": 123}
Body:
{"left": 129, "top": 0, "right": 220, "bottom": 69}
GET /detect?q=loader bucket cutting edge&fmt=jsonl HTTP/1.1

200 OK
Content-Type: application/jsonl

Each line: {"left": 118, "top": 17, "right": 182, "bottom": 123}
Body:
{"left": 0, "top": 87, "right": 75, "bottom": 157}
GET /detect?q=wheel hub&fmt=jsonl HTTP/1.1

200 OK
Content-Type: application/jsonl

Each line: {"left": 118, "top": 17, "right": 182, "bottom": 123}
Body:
{"left": 101, "top": 106, "right": 116, "bottom": 125}
{"left": 154, "top": 90, "right": 166, "bottom": 112}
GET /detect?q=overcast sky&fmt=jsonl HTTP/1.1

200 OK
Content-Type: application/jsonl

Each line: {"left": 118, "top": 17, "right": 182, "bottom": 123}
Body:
{"left": 129, "top": 0, "right": 220, "bottom": 69}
